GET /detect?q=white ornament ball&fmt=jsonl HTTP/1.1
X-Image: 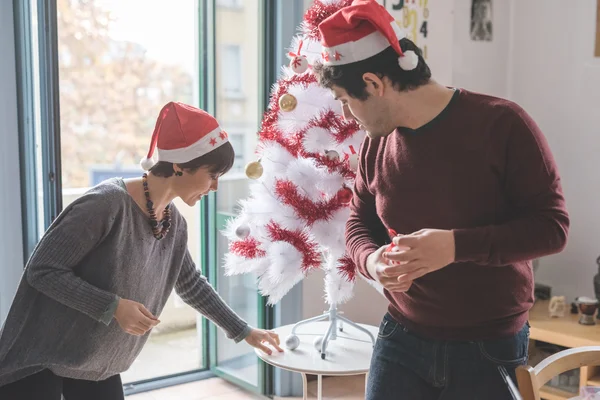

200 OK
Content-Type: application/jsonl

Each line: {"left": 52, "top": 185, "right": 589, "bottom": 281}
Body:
{"left": 285, "top": 334, "right": 300, "bottom": 350}
{"left": 326, "top": 150, "right": 339, "bottom": 161}
{"left": 235, "top": 224, "right": 251, "bottom": 239}
{"left": 313, "top": 336, "right": 324, "bottom": 352}
{"left": 290, "top": 55, "right": 309, "bottom": 74}
{"left": 385, "top": 244, "right": 411, "bottom": 266}
{"left": 348, "top": 153, "right": 359, "bottom": 170}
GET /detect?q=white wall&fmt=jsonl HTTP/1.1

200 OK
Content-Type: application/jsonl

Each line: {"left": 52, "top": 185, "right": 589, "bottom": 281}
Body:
{"left": 0, "top": 0, "right": 25, "bottom": 325}
{"left": 509, "top": 0, "right": 600, "bottom": 301}
{"left": 452, "top": 0, "right": 512, "bottom": 97}
{"left": 302, "top": 269, "right": 389, "bottom": 326}
{"left": 451, "top": 0, "right": 600, "bottom": 301}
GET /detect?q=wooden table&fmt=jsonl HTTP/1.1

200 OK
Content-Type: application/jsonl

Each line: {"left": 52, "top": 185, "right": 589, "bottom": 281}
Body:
{"left": 528, "top": 300, "right": 600, "bottom": 400}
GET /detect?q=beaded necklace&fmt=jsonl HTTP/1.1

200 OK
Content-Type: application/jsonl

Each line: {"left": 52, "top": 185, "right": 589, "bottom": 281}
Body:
{"left": 142, "top": 173, "right": 171, "bottom": 240}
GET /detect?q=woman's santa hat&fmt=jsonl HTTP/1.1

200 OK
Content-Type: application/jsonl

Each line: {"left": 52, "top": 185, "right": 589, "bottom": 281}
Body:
{"left": 317, "top": 0, "right": 419, "bottom": 71}
{"left": 140, "top": 102, "right": 229, "bottom": 171}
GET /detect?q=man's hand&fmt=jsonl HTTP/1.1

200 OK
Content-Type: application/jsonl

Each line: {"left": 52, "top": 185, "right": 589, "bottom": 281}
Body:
{"left": 383, "top": 229, "right": 456, "bottom": 284}
{"left": 366, "top": 245, "right": 414, "bottom": 293}
{"left": 245, "top": 329, "right": 284, "bottom": 355}
{"left": 114, "top": 298, "right": 160, "bottom": 336}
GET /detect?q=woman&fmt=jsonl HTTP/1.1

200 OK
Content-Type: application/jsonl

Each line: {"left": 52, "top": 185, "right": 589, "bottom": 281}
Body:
{"left": 0, "top": 102, "right": 282, "bottom": 399}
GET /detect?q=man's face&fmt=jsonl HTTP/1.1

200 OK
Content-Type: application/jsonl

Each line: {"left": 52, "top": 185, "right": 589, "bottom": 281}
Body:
{"left": 331, "top": 84, "right": 396, "bottom": 139}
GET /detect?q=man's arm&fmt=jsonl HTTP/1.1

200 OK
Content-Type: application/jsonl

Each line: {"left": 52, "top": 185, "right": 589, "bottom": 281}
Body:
{"left": 452, "top": 108, "right": 569, "bottom": 265}
{"left": 345, "top": 141, "right": 389, "bottom": 280}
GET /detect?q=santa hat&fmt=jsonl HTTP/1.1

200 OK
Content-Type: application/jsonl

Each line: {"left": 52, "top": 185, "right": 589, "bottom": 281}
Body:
{"left": 140, "top": 102, "right": 229, "bottom": 171}
{"left": 317, "top": 0, "right": 419, "bottom": 70}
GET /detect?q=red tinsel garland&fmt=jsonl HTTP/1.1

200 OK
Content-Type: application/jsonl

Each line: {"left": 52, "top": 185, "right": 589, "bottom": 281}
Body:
{"left": 302, "top": 0, "right": 354, "bottom": 41}
{"left": 259, "top": 73, "right": 318, "bottom": 157}
{"left": 337, "top": 255, "right": 356, "bottom": 282}
{"left": 274, "top": 179, "right": 344, "bottom": 225}
{"left": 230, "top": 237, "right": 267, "bottom": 259}
{"left": 266, "top": 221, "right": 321, "bottom": 271}
{"left": 311, "top": 109, "right": 361, "bottom": 144}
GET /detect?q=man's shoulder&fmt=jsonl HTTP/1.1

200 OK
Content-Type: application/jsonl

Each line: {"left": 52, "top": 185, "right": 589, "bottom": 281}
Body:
{"left": 459, "top": 88, "right": 535, "bottom": 128}
{"left": 459, "top": 88, "right": 524, "bottom": 114}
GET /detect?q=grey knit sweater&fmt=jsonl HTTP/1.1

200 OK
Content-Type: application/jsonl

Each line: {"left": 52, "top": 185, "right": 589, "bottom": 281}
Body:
{"left": 0, "top": 178, "right": 250, "bottom": 386}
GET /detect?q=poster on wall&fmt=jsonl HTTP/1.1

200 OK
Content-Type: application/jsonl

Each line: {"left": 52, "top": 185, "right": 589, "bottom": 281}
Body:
{"left": 380, "top": 0, "right": 430, "bottom": 60}
{"left": 470, "top": 0, "right": 493, "bottom": 41}
{"left": 378, "top": 0, "right": 454, "bottom": 86}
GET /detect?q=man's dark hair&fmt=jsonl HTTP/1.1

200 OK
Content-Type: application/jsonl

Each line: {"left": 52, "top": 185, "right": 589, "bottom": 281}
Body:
{"left": 150, "top": 141, "right": 235, "bottom": 178}
{"left": 313, "top": 38, "right": 431, "bottom": 100}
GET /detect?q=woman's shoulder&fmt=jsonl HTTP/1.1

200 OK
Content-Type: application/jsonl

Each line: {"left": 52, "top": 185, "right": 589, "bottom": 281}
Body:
{"left": 66, "top": 178, "right": 130, "bottom": 214}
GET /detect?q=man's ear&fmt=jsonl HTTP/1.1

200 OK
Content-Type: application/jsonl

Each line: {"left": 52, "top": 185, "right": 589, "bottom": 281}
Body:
{"left": 362, "top": 72, "right": 385, "bottom": 96}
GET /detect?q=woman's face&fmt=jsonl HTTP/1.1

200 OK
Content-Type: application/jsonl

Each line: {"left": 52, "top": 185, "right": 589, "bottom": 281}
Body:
{"left": 174, "top": 166, "right": 219, "bottom": 206}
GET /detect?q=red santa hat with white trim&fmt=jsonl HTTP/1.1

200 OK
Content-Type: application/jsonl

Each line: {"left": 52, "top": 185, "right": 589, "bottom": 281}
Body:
{"left": 140, "top": 102, "right": 229, "bottom": 171}
{"left": 317, "top": 0, "right": 419, "bottom": 71}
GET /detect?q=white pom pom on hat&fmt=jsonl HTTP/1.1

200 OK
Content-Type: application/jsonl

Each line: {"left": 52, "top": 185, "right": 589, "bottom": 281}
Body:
{"left": 398, "top": 50, "right": 419, "bottom": 71}
{"left": 140, "top": 157, "right": 156, "bottom": 171}
{"left": 140, "top": 102, "right": 229, "bottom": 171}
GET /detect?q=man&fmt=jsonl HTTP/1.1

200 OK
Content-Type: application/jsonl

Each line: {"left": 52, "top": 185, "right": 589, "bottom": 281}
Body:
{"left": 313, "top": 1, "right": 569, "bottom": 399}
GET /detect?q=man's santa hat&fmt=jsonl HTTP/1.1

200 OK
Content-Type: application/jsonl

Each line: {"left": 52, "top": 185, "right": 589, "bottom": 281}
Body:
{"left": 317, "top": 0, "right": 419, "bottom": 71}
{"left": 140, "top": 102, "right": 229, "bottom": 171}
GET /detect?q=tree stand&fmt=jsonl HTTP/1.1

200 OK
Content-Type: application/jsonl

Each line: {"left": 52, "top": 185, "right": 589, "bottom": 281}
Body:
{"left": 284, "top": 304, "right": 376, "bottom": 359}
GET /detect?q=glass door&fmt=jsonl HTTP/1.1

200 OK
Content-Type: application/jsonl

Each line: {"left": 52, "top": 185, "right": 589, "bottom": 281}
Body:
{"left": 52, "top": 0, "right": 207, "bottom": 385}
{"left": 201, "top": 0, "right": 271, "bottom": 394}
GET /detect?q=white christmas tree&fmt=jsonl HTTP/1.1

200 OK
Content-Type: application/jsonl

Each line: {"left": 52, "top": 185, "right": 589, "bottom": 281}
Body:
{"left": 221, "top": 0, "right": 382, "bottom": 356}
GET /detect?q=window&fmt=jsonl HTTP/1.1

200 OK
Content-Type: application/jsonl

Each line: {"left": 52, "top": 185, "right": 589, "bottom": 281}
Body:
{"left": 217, "top": 0, "right": 243, "bottom": 9}
{"left": 54, "top": 0, "right": 204, "bottom": 385}
{"left": 221, "top": 45, "right": 243, "bottom": 97}
{"left": 226, "top": 132, "right": 245, "bottom": 173}
{"left": 17, "top": 0, "right": 304, "bottom": 396}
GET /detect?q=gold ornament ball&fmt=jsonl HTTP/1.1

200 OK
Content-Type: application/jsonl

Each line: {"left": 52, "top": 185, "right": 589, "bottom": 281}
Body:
{"left": 278, "top": 93, "right": 297, "bottom": 112}
{"left": 245, "top": 161, "right": 264, "bottom": 179}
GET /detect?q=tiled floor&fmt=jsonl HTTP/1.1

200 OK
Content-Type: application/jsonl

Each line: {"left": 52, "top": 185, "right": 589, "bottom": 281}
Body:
{"left": 126, "top": 375, "right": 365, "bottom": 400}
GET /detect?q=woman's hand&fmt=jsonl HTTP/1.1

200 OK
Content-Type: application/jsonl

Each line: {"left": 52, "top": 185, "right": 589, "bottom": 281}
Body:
{"left": 114, "top": 298, "right": 160, "bottom": 336}
{"left": 245, "top": 328, "right": 283, "bottom": 355}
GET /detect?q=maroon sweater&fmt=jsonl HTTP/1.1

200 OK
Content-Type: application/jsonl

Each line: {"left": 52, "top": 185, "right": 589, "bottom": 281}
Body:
{"left": 347, "top": 88, "right": 569, "bottom": 341}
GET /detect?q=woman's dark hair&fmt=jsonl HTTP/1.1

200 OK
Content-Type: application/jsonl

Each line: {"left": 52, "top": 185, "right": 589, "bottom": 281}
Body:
{"left": 313, "top": 38, "right": 431, "bottom": 100}
{"left": 150, "top": 140, "right": 235, "bottom": 178}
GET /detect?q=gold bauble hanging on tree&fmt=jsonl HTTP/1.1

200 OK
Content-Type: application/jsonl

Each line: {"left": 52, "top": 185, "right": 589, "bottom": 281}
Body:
{"left": 245, "top": 159, "right": 264, "bottom": 180}
{"left": 278, "top": 93, "right": 297, "bottom": 112}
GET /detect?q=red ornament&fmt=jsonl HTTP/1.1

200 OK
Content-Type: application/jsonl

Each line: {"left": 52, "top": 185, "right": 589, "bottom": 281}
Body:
{"left": 290, "top": 55, "right": 309, "bottom": 74}
{"left": 336, "top": 186, "right": 353, "bottom": 204}
{"left": 288, "top": 40, "right": 309, "bottom": 74}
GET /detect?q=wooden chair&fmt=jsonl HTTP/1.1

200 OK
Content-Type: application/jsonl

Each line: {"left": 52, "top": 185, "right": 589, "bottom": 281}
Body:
{"left": 516, "top": 346, "right": 600, "bottom": 400}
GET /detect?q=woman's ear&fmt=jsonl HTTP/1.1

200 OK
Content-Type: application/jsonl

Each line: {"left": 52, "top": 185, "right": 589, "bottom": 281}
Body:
{"left": 173, "top": 165, "right": 183, "bottom": 177}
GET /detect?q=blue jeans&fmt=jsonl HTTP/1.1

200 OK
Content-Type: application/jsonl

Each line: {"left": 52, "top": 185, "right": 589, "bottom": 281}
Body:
{"left": 366, "top": 313, "right": 530, "bottom": 400}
